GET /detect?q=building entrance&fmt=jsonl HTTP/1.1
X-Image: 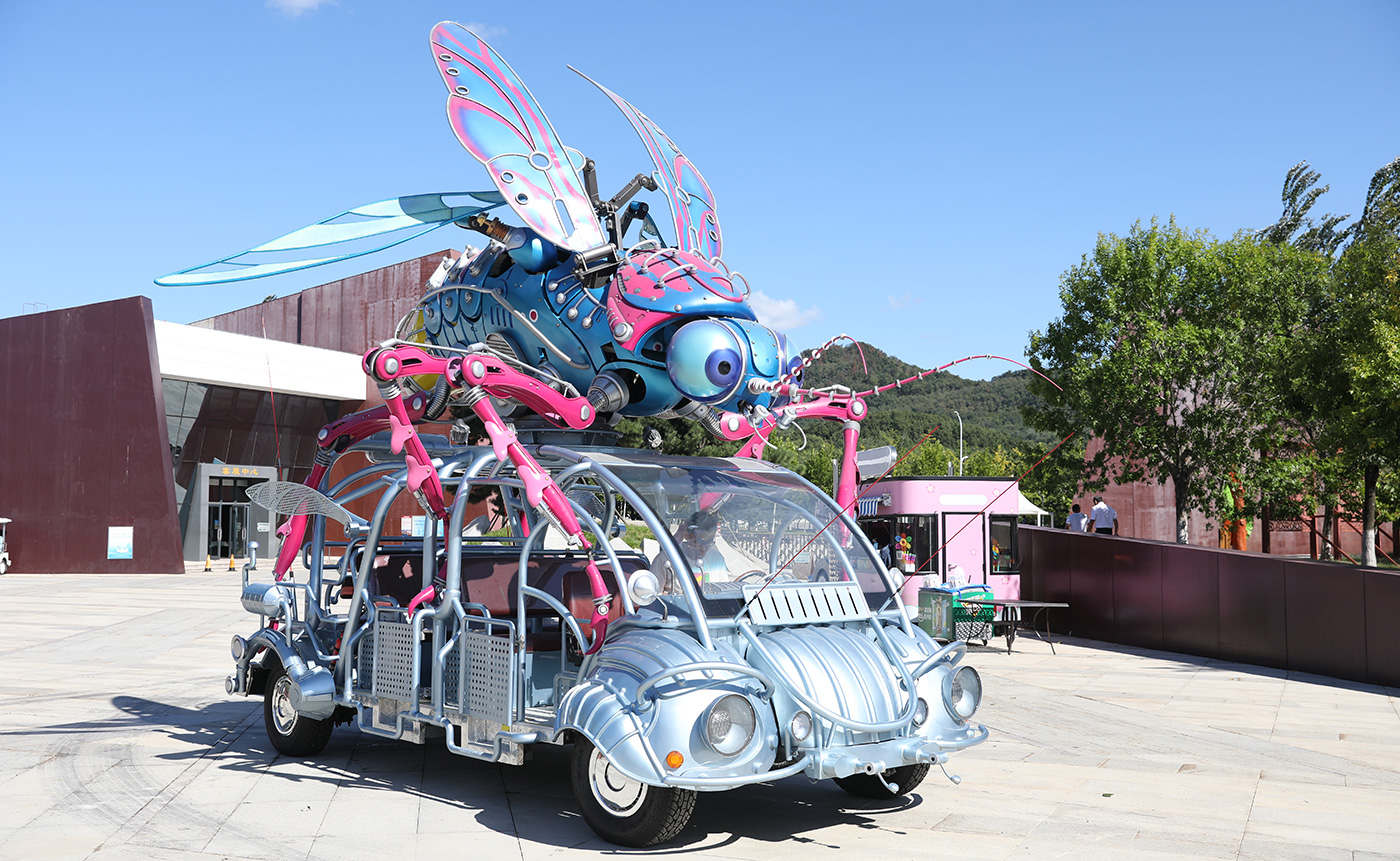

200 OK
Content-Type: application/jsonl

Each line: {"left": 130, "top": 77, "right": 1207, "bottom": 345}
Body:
{"left": 195, "top": 472, "right": 271, "bottom": 562}
{"left": 207, "top": 502, "right": 251, "bottom": 558}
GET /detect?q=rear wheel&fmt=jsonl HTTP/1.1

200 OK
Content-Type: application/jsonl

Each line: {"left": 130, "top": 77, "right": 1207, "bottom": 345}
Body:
{"left": 833, "top": 763, "right": 930, "bottom": 799}
{"left": 263, "top": 663, "right": 333, "bottom": 757}
{"left": 571, "top": 737, "right": 695, "bottom": 846}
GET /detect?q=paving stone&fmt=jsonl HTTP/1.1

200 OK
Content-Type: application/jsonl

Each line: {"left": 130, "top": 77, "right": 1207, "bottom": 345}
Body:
{"left": 2, "top": 573, "right": 1399, "bottom": 859}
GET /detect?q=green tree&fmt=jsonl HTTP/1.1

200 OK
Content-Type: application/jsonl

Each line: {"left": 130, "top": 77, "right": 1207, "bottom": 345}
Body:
{"left": 1025, "top": 218, "right": 1319, "bottom": 543}
{"left": 1329, "top": 232, "right": 1400, "bottom": 564}
{"left": 1259, "top": 158, "right": 1400, "bottom": 565}
{"left": 1017, "top": 435, "right": 1089, "bottom": 522}
{"left": 1256, "top": 161, "right": 1358, "bottom": 559}
{"left": 1256, "top": 161, "right": 1349, "bottom": 256}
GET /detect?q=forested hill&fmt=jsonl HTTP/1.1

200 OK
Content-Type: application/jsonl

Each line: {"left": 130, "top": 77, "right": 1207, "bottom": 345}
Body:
{"left": 797, "top": 343, "right": 1054, "bottom": 453}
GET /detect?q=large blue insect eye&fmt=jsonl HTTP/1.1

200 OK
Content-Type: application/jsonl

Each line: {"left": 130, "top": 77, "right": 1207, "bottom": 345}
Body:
{"left": 667, "top": 320, "right": 746, "bottom": 405}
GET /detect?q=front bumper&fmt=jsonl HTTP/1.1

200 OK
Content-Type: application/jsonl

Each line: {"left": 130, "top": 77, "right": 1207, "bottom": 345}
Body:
{"left": 801, "top": 722, "right": 989, "bottom": 781}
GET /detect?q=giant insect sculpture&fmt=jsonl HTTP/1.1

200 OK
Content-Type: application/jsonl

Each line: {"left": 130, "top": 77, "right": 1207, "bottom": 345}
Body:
{"left": 158, "top": 22, "right": 1026, "bottom": 643}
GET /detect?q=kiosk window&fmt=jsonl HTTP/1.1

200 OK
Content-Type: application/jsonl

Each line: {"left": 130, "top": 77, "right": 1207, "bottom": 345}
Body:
{"left": 989, "top": 515, "right": 1018, "bottom": 573}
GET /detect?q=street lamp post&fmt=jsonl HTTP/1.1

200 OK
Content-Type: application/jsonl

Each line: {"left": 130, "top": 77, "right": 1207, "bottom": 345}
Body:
{"left": 953, "top": 410, "right": 964, "bottom": 475}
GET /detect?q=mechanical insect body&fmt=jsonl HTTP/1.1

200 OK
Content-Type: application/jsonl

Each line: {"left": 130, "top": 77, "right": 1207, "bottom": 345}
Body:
{"left": 160, "top": 22, "right": 805, "bottom": 434}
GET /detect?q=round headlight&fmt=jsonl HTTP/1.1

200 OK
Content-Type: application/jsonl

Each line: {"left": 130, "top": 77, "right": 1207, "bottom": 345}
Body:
{"left": 704, "top": 694, "right": 757, "bottom": 756}
{"left": 789, "top": 709, "right": 812, "bottom": 742}
{"left": 230, "top": 635, "right": 247, "bottom": 660}
{"left": 945, "top": 666, "right": 982, "bottom": 720}
{"left": 912, "top": 697, "right": 929, "bottom": 727}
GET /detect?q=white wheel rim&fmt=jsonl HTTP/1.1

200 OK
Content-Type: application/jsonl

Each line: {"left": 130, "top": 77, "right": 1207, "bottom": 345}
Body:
{"left": 271, "top": 676, "right": 298, "bottom": 735}
{"left": 588, "top": 749, "right": 647, "bottom": 816}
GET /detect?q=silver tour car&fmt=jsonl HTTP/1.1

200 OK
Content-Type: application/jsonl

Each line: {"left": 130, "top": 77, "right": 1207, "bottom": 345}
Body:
{"left": 228, "top": 435, "right": 987, "bottom": 846}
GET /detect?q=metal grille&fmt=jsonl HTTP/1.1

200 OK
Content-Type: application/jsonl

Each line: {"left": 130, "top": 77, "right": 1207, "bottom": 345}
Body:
{"left": 372, "top": 616, "right": 416, "bottom": 701}
{"left": 460, "top": 629, "right": 513, "bottom": 723}
{"left": 743, "top": 582, "right": 871, "bottom": 625}
{"left": 956, "top": 620, "right": 994, "bottom": 643}
{"left": 444, "top": 642, "right": 460, "bottom": 709}
{"left": 356, "top": 628, "right": 375, "bottom": 693}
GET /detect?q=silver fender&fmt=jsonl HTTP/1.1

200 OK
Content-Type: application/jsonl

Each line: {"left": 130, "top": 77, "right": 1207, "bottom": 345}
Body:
{"left": 242, "top": 629, "right": 337, "bottom": 720}
{"left": 881, "top": 623, "right": 987, "bottom": 746}
{"left": 556, "top": 627, "right": 777, "bottom": 789}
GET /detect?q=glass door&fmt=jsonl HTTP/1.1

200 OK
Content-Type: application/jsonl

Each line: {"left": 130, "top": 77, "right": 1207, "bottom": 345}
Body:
{"left": 207, "top": 505, "right": 227, "bottom": 558}
{"left": 227, "top": 503, "right": 250, "bottom": 557}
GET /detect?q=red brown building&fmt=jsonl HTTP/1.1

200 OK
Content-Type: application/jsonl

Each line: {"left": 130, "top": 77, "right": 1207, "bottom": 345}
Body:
{"left": 0, "top": 250, "right": 464, "bottom": 574}
{"left": 1078, "top": 437, "right": 1396, "bottom": 561}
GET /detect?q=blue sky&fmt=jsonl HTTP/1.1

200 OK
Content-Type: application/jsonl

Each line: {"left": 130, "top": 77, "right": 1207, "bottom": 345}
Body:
{"left": 1, "top": 1, "right": 1396, "bottom": 380}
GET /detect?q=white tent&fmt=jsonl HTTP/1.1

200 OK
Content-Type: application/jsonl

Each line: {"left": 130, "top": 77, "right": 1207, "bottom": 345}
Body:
{"left": 1017, "top": 491, "right": 1052, "bottom": 527}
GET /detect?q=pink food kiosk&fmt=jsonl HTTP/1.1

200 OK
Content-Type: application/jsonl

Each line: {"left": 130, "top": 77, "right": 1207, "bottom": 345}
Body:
{"left": 855, "top": 476, "right": 1025, "bottom": 602}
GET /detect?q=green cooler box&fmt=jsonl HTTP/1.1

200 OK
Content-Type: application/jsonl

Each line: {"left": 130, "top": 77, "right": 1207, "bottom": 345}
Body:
{"left": 918, "top": 587, "right": 955, "bottom": 640}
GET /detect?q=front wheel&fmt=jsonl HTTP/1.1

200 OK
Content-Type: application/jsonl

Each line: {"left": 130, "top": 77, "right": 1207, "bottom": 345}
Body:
{"left": 833, "top": 763, "right": 930, "bottom": 799}
{"left": 571, "top": 737, "right": 695, "bottom": 846}
{"left": 263, "top": 662, "right": 333, "bottom": 757}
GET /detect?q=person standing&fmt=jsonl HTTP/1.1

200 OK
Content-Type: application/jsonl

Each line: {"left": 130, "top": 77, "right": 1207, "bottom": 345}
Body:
{"left": 1090, "top": 496, "right": 1118, "bottom": 535}
{"left": 1065, "top": 503, "right": 1089, "bottom": 532}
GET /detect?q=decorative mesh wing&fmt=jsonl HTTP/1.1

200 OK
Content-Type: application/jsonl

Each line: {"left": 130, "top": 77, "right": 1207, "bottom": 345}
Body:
{"left": 245, "top": 481, "right": 354, "bottom": 526}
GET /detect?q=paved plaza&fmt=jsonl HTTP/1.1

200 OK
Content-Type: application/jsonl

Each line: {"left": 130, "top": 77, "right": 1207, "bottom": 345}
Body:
{"left": 1, "top": 568, "right": 1398, "bottom": 860}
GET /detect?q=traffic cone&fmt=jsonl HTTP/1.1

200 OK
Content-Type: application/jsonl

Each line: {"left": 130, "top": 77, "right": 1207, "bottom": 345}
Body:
{"left": 228, "top": 555, "right": 236, "bottom": 571}
{"left": 203, "top": 555, "right": 212, "bottom": 572}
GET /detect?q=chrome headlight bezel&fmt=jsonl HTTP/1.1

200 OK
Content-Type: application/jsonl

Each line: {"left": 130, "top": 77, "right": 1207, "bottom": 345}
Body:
{"left": 788, "top": 709, "right": 813, "bottom": 742}
{"left": 912, "top": 697, "right": 930, "bottom": 727}
{"left": 703, "top": 694, "right": 757, "bottom": 756}
{"left": 943, "top": 665, "right": 982, "bottom": 721}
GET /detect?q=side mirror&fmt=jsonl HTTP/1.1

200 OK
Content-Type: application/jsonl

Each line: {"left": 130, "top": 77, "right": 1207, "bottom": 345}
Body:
{"left": 627, "top": 569, "right": 661, "bottom": 607}
{"left": 888, "top": 567, "right": 906, "bottom": 589}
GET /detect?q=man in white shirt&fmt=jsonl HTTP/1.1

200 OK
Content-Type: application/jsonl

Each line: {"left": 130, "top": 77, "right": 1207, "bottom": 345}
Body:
{"left": 1090, "top": 496, "right": 1118, "bottom": 535}
{"left": 1065, "top": 504, "right": 1089, "bottom": 532}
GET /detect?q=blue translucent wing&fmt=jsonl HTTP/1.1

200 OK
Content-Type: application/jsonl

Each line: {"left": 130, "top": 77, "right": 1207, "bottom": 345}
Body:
{"left": 431, "top": 22, "right": 607, "bottom": 252}
{"left": 155, "top": 192, "right": 505, "bottom": 287}
{"left": 571, "top": 68, "right": 723, "bottom": 261}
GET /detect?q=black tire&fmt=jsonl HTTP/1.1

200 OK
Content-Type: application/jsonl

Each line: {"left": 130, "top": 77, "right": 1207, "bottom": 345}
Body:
{"left": 833, "top": 763, "right": 930, "bottom": 799}
{"left": 263, "top": 662, "right": 334, "bottom": 757}
{"left": 571, "top": 737, "right": 695, "bottom": 846}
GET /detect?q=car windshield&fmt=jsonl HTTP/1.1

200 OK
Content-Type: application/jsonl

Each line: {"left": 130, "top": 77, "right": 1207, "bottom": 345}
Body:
{"left": 596, "top": 456, "right": 895, "bottom": 618}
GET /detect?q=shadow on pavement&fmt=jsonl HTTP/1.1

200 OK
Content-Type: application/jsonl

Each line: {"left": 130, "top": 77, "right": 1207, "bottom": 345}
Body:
{"left": 16, "top": 694, "right": 934, "bottom": 850}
